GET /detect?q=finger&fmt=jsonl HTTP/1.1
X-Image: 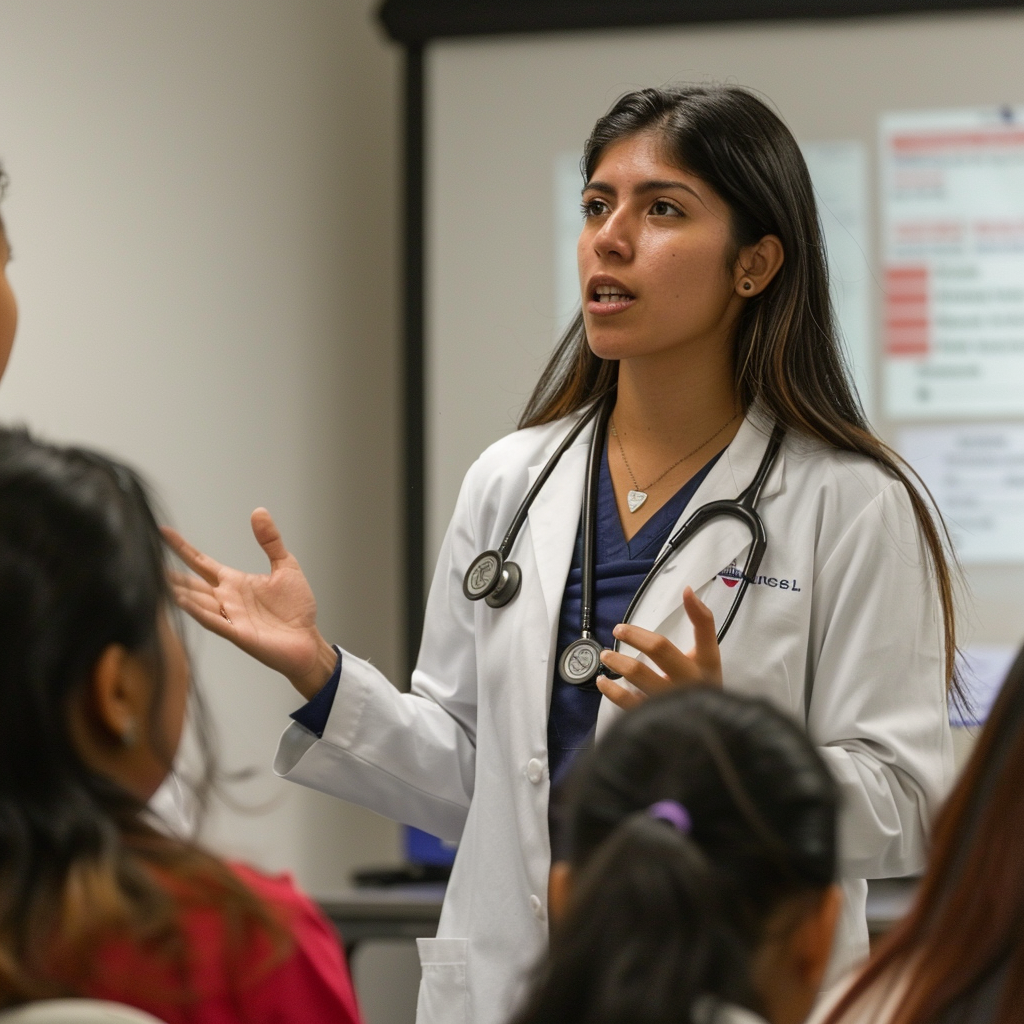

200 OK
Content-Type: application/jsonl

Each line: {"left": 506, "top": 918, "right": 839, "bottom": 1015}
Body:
{"left": 171, "top": 584, "right": 226, "bottom": 620}
{"left": 595, "top": 674, "right": 647, "bottom": 711}
{"left": 174, "top": 589, "right": 238, "bottom": 640}
{"left": 683, "top": 586, "right": 722, "bottom": 682}
{"left": 168, "top": 568, "right": 217, "bottom": 600}
{"left": 161, "top": 526, "right": 224, "bottom": 587}
{"left": 599, "top": 648, "right": 677, "bottom": 697}
{"left": 251, "top": 507, "right": 291, "bottom": 569}
{"left": 611, "top": 622, "right": 702, "bottom": 682}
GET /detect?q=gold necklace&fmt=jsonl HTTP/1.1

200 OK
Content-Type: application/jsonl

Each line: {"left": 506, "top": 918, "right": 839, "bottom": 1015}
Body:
{"left": 611, "top": 412, "right": 738, "bottom": 513}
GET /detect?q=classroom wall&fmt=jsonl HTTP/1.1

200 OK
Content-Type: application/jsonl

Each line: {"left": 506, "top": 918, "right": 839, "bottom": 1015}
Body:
{"left": 0, "top": 0, "right": 404, "bottom": 892}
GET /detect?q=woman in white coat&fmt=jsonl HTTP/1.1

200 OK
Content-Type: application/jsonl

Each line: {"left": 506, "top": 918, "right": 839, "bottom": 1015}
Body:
{"left": 166, "top": 86, "right": 956, "bottom": 1024}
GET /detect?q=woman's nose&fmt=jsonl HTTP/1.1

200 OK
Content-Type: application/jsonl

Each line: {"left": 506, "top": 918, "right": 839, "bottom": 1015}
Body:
{"left": 591, "top": 209, "right": 633, "bottom": 261}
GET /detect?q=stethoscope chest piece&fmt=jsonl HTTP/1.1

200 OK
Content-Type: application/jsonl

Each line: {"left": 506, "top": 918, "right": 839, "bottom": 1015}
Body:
{"left": 558, "top": 636, "right": 603, "bottom": 685}
{"left": 463, "top": 550, "right": 522, "bottom": 607}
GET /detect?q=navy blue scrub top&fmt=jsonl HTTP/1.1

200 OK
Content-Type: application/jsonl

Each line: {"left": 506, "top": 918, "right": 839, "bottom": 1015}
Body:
{"left": 546, "top": 446, "right": 720, "bottom": 854}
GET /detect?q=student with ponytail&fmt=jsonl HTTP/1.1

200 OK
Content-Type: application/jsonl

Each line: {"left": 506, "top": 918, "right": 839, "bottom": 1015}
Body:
{"left": 513, "top": 686, "right": 841, "bottom": 1024}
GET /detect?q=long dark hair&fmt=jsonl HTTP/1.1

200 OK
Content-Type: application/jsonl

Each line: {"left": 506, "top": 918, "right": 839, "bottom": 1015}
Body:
{"left": 825, "top": 643, "right": 1024, "bottom": 1024}
{"left": 0, "top": 427, "right": 284, "bottom": 1006}
{"left": 511, "top": 687, "right": 838, "bottom": 1024}
{"left": 520, "top": 85, "right": 959, "bottom": 693}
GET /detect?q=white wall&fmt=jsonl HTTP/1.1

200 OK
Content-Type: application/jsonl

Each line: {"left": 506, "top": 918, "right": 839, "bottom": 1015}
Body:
{"left": 0, "top": 0, "right": 404, "bottom": 892}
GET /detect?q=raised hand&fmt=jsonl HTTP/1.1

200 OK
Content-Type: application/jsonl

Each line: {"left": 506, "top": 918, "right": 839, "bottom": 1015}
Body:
{"left": 162, "top": 508, "right": 337, "bottom": 700}
{"left": 595, "top": 587, "right": 722, "bottom": 710}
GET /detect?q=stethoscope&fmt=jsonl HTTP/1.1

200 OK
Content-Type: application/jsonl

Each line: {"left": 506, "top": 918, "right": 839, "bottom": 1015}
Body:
{"left": 462, "top": 393, "right": 785, "bottom": 685}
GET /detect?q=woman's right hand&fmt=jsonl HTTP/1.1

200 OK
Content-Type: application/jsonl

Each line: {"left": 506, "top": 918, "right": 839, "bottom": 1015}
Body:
{"left": 162, "top": 508, "right": 338, "bottom": 700}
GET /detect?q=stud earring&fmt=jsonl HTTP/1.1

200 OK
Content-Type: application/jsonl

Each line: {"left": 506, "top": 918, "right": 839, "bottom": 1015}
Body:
{"left": 742, "top": 280, "right": 753, "bottom": 292}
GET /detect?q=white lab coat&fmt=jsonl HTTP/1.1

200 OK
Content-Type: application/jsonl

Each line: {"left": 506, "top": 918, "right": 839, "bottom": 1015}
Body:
{"left": 274, "top": 404, "right": 954, "bottom": 1024}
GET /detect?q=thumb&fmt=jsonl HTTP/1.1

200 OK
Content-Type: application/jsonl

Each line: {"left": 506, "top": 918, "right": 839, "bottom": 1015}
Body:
{"left": 251, "top": 507, "right": 291, "bottom": 568}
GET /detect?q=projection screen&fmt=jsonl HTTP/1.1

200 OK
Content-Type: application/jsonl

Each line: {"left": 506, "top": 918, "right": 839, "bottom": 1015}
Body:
{"left": 424, "top": 9, "right": 1024, "bottom": 718}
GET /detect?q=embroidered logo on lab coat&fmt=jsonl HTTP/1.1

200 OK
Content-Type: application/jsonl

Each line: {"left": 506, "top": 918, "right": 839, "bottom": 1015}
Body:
{"left": 717, "top": 562, "right": 801, "bottom": 592}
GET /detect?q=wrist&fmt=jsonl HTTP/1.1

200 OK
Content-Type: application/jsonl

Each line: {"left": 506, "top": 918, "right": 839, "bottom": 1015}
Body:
{"left": 290, "top": 635, "right": 338, "bottom": 701}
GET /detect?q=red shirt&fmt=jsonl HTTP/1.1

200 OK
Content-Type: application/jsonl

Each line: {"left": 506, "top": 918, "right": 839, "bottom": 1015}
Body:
{"left": 80, "top": 864, "right": 363, "bottom": 1024}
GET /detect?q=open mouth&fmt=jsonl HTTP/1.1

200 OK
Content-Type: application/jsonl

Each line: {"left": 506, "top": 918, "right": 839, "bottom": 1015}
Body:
{"left": 592, "top": 284, "right": 635, "bottom": 304}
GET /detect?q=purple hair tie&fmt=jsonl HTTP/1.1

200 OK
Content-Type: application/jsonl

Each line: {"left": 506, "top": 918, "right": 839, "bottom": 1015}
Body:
{"left": 647, "top": 799, "right": 692, "bottom": 834}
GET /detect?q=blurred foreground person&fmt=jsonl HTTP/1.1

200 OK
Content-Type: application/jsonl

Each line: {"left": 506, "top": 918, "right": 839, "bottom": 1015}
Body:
{"left": 821, "top": 644, "right": 1024, "bottom": 1024}
{"left": 0, "top": 428, "right": 361, "bottom": 1024}
{"left": 511, "top": 687, "right": 841, "bottom": 1024}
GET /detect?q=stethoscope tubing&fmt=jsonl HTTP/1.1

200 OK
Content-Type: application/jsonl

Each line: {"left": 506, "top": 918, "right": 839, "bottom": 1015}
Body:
{"left": 462, "top": 393, "right": 785, "bottom": 685}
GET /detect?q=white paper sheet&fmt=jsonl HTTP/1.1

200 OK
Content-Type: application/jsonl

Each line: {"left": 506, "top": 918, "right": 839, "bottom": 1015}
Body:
{"left": 882, "top": 106, "right": 1024, "bottom": 417}
{"left": 802, "top": 141, "right": 873, "bottom": 418}
{"left": 899, "top": 423, "right": 1024, "bottom": 563}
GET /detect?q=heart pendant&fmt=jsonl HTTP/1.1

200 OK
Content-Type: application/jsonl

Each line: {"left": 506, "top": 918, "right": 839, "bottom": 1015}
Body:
{"left": 627, "top": 490, "right": 648, "bottom": 513}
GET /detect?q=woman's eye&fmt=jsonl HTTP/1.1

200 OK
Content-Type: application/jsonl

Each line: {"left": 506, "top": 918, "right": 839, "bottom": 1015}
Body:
{"left": 651, "top": 200, "right": 682, "bottom": 217}
{"left": 581, "top": 198, "right": 608, "bottom": 217}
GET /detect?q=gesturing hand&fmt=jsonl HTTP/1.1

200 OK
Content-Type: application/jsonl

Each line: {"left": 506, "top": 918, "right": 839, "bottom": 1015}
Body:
{"left": 595, "top": 587, "right": 722, "bottom": 711}
{"left": 162, "top": 508, "right": 337, "bottom": 700}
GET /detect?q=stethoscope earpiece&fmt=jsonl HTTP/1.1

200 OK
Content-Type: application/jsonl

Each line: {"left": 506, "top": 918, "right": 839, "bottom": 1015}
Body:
{"left": 484, "top": 561, "right": 521, "bottom": 608}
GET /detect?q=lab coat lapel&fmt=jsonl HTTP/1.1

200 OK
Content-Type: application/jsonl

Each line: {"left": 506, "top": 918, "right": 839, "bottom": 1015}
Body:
{"left": 625, "top": 407, "right": 785, "bottom": 640}
{"left": 524, "top": 423, "right": 591, "bottom": 632}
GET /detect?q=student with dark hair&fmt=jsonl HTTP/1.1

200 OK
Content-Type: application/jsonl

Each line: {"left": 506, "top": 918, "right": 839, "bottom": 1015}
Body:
{"left": 0, "top": 428, "right": 362, "bottom": 1023}
{"left": 513, "top": 687, "right": 841, "bottom": 1024}
{"left": 820, "top": 643, "right": 1024, "bottom": 1024}
{"left": 166, "top": 85, "right": 954, "bottom": 1022}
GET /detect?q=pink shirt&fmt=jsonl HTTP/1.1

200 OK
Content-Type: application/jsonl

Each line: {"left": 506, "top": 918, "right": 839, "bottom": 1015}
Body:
{"left": 80, "top": 864, "right": 362, "bottom": 1024}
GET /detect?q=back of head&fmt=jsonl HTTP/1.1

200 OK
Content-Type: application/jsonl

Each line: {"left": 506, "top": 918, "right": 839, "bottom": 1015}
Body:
{"left": 513, "top": 687, "right": 838, "bottom": 1024}
{"left": 0, "top": 427, "right": 280, "bottom": 1007}
{"left": 0, "top": 427, "right": 172, "bottom": 999}
{"left": 0, "top": 427, "right": 167, "bottom": 800}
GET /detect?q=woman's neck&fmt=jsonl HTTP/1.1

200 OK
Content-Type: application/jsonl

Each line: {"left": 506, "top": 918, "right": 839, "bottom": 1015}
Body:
{"left": 612, "top": 343, "right": 740, "bottom": 456}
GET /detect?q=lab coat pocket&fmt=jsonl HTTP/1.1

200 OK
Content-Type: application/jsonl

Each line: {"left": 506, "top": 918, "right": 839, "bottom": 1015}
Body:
{"left": 416, "top": 937, "right": 469, "bottom": 1024}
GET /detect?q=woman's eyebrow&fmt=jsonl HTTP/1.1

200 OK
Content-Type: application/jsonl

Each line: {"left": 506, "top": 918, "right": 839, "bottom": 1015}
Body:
{"left": 634, "top": 179, "right": 702, "bottom": 200}
{"left": 582, "top": 179, "right": 702, "bottom": 201}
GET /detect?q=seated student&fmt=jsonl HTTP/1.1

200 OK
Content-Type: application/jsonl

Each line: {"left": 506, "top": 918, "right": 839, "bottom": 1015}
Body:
{"left": 820, "top": 644, "right": 1024, "bottom": 1024}
{"left": 511, "top": 687, "right": 842, "bottom": 1024}
{"left": 0, "top": 428, "right": 361, "bottom": 1024}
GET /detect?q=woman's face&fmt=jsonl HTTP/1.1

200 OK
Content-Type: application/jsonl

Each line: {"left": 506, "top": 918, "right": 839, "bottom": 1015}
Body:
{"left": 0, "top": 226, "right": 18, "bottom": 382}
{"left": 577, "top": 132, "right": 744, "bottom": 364}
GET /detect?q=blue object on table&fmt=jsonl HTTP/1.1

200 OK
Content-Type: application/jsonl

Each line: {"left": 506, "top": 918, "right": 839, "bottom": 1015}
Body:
{"left": 404, "top": 825, "right": 457, "bottom": 867}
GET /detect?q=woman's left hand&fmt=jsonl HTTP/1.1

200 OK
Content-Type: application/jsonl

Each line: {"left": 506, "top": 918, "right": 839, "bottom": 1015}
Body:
{"left": 596, "top": 586, "right": 722, "bottom": 710}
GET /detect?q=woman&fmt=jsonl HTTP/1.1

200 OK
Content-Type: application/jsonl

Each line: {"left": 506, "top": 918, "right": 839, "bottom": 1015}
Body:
{"left": 0, "top": 428, "right": 362, "bottom": 1024}
{"left": 512, "top": 687, "right": 841, "bottom": 1024}
{"left": 819, "top": 644, "right": 1024, "bottom": 1024}
{"left": 166, "top": 85, "right": 955, "bottom": 1022}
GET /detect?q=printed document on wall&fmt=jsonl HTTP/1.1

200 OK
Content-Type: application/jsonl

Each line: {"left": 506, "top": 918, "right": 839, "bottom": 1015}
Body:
{"left": 882, "top": 106, "right": 1024, "bottom": 417}
{"left": 899, "top": 424, "right": 1024, "bottom": 563}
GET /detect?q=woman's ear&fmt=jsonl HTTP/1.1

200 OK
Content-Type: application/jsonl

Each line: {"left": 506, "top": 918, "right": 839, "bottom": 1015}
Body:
{"left": 87, "top": 643, "right": 148, "bottom": 747}
{"left": 547, "top": 861, "right": 574, "bottom": 925}
{"left": 734, "top": 234, "right": 784, "bottom": 296}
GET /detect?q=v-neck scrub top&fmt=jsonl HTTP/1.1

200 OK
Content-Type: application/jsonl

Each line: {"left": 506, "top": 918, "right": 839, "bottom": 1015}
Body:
{"left": 547, "top": 447, "right": 721, "bottom": 794}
